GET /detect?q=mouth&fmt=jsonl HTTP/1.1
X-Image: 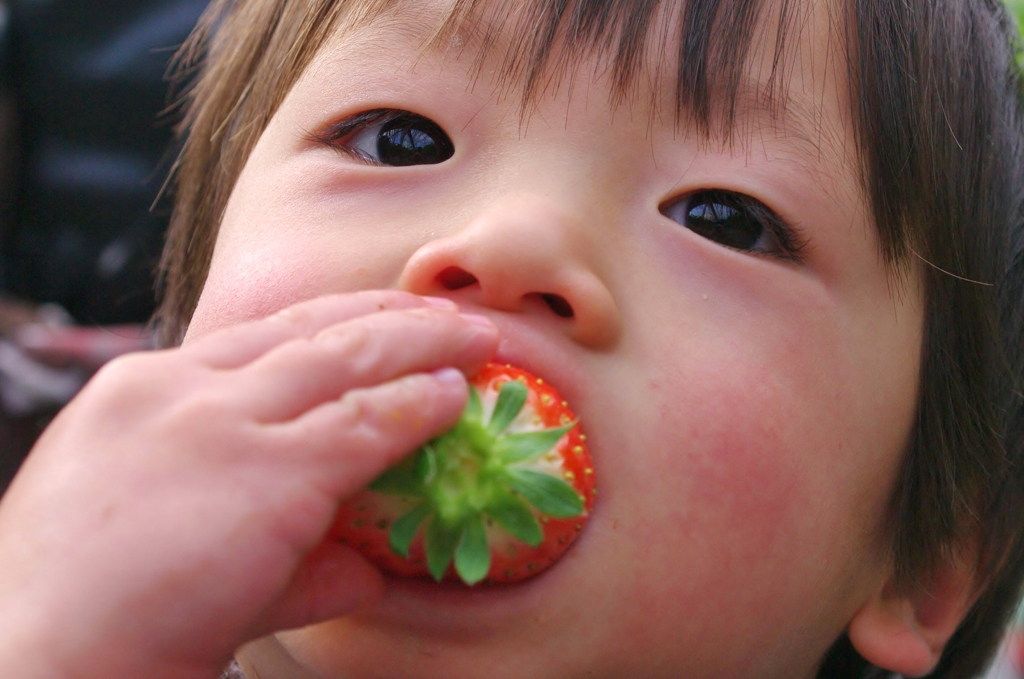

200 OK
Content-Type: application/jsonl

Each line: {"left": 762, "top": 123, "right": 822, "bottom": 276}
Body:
{"left": 326, "top": 314, "right": 602, "bottom": 634}
{"left": 360, "top": 545, "right": 585, "bottom": 637}
{"left": 270, "top": 548, "right": 596, "bottom": 679}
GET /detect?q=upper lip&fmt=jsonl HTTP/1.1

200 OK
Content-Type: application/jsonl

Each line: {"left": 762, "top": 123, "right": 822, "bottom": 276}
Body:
{"left": 475, "top": 313, "right": 587, "bottom": 407}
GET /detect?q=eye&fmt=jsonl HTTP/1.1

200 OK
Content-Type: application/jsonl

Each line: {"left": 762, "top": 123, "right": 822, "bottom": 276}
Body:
{"left": 660, "top": 190, "right": 805, "bottom": 260}
{"left": 316, "top": 109, "right": 455, "bottom": 166}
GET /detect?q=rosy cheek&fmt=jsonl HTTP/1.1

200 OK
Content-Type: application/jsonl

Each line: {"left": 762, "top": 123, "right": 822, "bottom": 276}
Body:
{"left": 578, "top": 368, "right": 822, "bottom": 673}
{"left": 191, "top": 257, "right": 333, "bottom": 334}
{"left": 187, "top": 237, "right": 398, "bottom": 340}
{"left": 645, "top": 363, "right": 810, "bottom": 561}
{"left": 685, "top": 400, "right": 803, "bottom": 548}
{"left": 595, "top": 337, "right": 884, "bottom": 661}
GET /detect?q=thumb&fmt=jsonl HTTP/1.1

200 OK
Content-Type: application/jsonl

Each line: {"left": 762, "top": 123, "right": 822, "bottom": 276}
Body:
{"left": 254, "top": 541, "right": 385, "bottom": 636}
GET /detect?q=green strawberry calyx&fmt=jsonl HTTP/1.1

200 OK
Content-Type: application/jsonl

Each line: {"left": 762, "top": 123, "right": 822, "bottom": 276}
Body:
{"left": 368, "top": 378, "right": 585, "bottom": 585}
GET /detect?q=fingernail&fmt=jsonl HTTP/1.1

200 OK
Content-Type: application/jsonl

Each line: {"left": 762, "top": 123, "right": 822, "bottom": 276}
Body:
{"left": 423, "top": 296, "right": 457, "bottom": 309}
{"left": 433, "top": 367, "right": 465, "bottom": 387}
{"left": 461, "top": 313, "right": 493, "bottom": 328}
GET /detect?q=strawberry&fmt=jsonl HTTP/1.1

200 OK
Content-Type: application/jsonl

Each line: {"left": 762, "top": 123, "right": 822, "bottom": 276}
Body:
{"left": 332, "top": 363, "right": 596, "bottom": 585}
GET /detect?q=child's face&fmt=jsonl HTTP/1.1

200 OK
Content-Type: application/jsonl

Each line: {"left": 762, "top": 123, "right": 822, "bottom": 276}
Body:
{"left": 187, "top": 1, "right": 924, "bottom": 676}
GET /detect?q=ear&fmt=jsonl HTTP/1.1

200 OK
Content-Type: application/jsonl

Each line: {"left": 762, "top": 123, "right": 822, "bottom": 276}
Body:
{"left": 847, "top": 554, "right": 980, "bottom": 677}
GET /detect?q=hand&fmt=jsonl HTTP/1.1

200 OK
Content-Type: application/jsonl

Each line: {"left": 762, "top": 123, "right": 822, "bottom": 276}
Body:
{"left": 0, "top": 291, "right": 497, "bottom": 679}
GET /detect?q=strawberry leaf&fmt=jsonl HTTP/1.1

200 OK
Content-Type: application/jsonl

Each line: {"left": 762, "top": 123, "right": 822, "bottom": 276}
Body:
{"left": 487, "top": 492, "right": 543, "bottom": 546}
{"left": 465, "top": 383, "right": 483, "bottom": 422}
{"left": 454, "top": 516, "right": 490, "bottom": 585}
{"left": 425, "top": 518, "right": 461, "bottom": 581}
{"left": 504, "top": 468, "right": 584, "bottom": 518}
{"left": 418, "top": 443, "right": 438, "bottom": 484}
{"left": 369, "top": 451, "right": 425, "bottom": 496}
{"left": 487, "top": 380, "right": 528, "bottom": 434}
{"left": 497, "top": 424, "right": 573, "bottom": 464}
{"left": 389, "top": 502, "right": 432, "bottom": 558}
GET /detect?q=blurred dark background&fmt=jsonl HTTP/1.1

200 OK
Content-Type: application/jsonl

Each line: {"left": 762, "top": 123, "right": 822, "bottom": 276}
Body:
{"left": 0, "top": 0, "right": 209, "bottom": 489}
{"left": 1, "top": 0, "right": 209, "bottom": 323}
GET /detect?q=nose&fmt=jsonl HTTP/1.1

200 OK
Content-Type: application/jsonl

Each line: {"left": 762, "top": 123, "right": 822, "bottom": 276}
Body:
{"left": 398, "top": 195, "right": 622, "bottom": 348}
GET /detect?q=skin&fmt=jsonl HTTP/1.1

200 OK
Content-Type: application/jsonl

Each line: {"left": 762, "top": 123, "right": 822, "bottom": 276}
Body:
{"left": 0, "top": 0, "right": 930, "bottom": 678}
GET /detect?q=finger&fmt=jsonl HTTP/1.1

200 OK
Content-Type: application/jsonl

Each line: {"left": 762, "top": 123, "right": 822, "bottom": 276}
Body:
{"left": 237, "top": 308, "right": 495, "bottom": 422}
{"left": 253, "top": 541, "right": 385, "bottom": 637}
{"left": 271, "top": 369, "right": 469, "bottom": 496}
{"left": 182, "top": 291, "right": 457, "bottom": 369}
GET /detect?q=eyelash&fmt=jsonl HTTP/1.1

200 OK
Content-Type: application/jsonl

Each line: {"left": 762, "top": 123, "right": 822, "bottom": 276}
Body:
{"left": 660, "top": 190, "right": 808, "bottom": 262}
{"left": 312, "top": 109, "right": 393, "bottom": 164}
{"left": 310, "top": 108, "right": 454, "bottom": 166}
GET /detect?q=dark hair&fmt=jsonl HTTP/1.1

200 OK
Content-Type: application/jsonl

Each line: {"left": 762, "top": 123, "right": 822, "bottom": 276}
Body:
{"left": 846, "top": 2, "right": 1024, "bottom": 677}
{"left": 158, "top": 0, "right": 1024, "bottom": 676}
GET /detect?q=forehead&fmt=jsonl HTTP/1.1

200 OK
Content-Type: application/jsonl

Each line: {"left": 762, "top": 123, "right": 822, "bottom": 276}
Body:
{"left": 320, "top": 0, "right": 850, "bottom": 148}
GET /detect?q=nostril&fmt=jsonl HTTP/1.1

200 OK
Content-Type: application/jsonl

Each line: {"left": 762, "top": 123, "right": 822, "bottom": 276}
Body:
{"left": 541, "top": 293, "right": 574, "bottom": 318}
{"left": 437, "top": 266, "right": 478, "bottom": 291}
